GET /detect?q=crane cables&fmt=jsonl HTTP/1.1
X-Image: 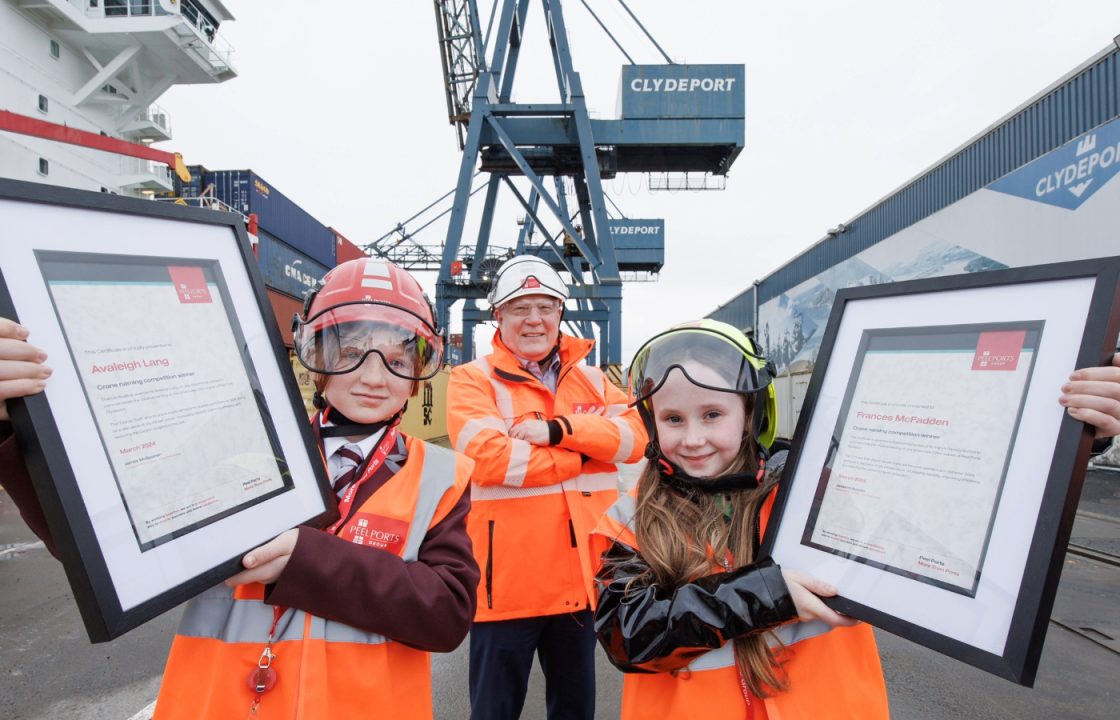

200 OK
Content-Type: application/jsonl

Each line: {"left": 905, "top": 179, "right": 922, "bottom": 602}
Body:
{"left": 576, "top": 0, "right": 674, "bottom": 65}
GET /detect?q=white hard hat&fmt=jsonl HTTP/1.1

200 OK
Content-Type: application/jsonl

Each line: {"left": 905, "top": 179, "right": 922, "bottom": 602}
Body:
{"left": 487, "top": 255, "right": 569, "bottom": 308}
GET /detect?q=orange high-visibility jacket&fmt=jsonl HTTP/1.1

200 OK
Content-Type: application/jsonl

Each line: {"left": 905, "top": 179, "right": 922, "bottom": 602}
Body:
{"left": 591, "top": 490, "right": 890, "bottom": 720}
{"left": 447, "top": 333, "right": 647, "bottom": 621}
{"left": 154, "top": 438, "right": 472, "bottom": 720}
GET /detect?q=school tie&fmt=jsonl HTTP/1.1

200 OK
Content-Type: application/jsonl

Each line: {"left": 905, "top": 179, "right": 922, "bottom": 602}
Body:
{"left": 332, "top": 443, "right": 364, "bottom": 496}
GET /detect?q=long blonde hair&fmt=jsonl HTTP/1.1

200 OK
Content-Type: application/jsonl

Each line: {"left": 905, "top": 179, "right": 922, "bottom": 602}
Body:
{"left": 631, "top": 395, "right": 786, "bottom": 696}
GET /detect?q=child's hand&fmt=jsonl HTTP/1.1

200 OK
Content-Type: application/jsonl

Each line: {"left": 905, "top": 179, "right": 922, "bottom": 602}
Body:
{"left": 226, "top": 528, "right": 299, "bottom": 587}
{"left": 1060, "top": 353, "right": 1120, "bottom": 438}
{"left": 510, "top": 418, "right": 551, "bottom": 445}
{"left": 0, "top": 318, "right": 51, "bottom": 422}
{"left": 781, "top": 569, "right": 858, "bottom": 629}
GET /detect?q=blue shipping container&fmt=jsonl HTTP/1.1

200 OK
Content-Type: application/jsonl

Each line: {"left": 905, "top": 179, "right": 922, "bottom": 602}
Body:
{"left": 199, "top": 170, "right": 336, "bottom": 268}
{"left": 257, "top": 228, "right": 330, "bottom": 300}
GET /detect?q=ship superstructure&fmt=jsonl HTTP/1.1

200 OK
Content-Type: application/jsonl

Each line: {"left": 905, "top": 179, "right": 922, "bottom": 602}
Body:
{"left": 0, "top": 0, "right": 236, "bottom": 196}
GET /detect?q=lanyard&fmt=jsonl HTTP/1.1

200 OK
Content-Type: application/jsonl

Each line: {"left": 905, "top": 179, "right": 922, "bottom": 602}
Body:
{"left": 325, "top": 426, "right": 399, "bottom": 535}
{"left": 246, "top": 418, "right": 399, "bottom": 716}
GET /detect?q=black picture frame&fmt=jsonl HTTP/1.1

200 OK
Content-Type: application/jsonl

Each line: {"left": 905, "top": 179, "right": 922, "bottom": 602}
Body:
{"left": 0, "top": 179, "right": 337, "bottom": 642}
{"left": 758, "top": 257, "right": 1120, "bottom": 686}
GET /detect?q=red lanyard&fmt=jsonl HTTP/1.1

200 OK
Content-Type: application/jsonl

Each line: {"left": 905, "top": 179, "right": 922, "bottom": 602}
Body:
{"left": 325, "top": 426, "right": 399, "bottom": 535}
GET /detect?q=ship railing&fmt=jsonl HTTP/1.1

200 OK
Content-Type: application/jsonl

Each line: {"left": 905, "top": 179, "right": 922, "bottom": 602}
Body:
{"left": 145, "top": 103, "right": 171, "bottom": 134}
{"left": 69, "top": 1, "right": 166, "bottom": 18}
{"left": 155, "top": 189, "right": 247, "bottom": 221}
{"left": 180, "top": 0, "right": 219, "bottom": 44}
{"left": 66, "top": 1, "right": 234, "bottom": 65}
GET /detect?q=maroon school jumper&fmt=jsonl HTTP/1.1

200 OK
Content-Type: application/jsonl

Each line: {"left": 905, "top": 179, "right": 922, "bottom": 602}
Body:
{"left": 0, "top": 427, "right": 478, "bottom": 651}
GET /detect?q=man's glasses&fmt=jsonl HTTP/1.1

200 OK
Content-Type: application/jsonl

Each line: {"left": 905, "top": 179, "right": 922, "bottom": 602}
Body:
{"left": 502, "top": 300, "right": 562, "bottom": 318}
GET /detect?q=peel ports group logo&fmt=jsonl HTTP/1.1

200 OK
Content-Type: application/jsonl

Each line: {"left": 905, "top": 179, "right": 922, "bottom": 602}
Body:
{"left": 344, "top": 513, "right": 409, "bottom": 554}
{"left": 166, "top": 266, "right": 212, "bottom": 304}
{"left": 972, "top": 330, "right": 1026, "bottom": 371}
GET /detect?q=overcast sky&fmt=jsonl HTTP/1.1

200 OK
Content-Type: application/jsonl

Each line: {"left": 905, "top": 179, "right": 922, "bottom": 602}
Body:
{"left": 158, "top": 1, "right": 1120, "bottom": 362}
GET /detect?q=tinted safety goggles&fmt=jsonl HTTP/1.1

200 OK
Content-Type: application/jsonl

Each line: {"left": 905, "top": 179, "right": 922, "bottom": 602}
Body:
{"left": 628, "top": 327, "right": 771, "bottom": 404}
{"left": 294, "top": 302, "right": 442, "bottom": 380}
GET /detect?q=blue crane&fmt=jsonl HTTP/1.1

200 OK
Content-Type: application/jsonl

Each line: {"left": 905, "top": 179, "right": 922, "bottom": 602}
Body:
{"left": 420, "top": 0, "right": 745, "bottom": 367}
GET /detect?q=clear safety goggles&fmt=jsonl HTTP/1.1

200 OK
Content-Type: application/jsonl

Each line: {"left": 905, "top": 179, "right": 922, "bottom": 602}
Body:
{"left": 293, "top": 302, "right": 442, "bottom": 380}
{"left": 628, "top": 327, "right": 770, "bottom": 404}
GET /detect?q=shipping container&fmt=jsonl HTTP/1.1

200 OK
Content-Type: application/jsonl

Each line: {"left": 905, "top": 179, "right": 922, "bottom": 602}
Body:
{"left": 266, "top": 288, "right": 305, "bottom": 348}
{"left": 175, "top": 167, "right": 336, "bottom": 267}
{"left": 331, "top": 227, "right": 368, "bottom": 264}
{"left": 398, "top": 370, "right": 450, "bottom": 441}
{"left": 257, "top": 228, "right": 330, "bottom": 301}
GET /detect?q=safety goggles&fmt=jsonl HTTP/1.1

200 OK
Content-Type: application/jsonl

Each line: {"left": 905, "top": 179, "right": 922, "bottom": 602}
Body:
{"left": 628, "top": 327, "right": 770, "bottom": 404}
{"left": 293, "top": 302, "right": 442, "bottom": 379}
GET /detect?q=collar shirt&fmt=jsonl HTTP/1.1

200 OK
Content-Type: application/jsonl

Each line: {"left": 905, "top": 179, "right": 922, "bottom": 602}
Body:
{"left": 518, "top": 350, "right": 561, "bottom": 393}
{"left": 323, "top": 425, "right": 407, "bottom": 477}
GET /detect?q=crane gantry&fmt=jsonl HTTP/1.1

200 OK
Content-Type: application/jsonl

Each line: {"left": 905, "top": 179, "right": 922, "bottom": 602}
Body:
{"left": 371, "top": 0, "right": 746, "bottom": 367}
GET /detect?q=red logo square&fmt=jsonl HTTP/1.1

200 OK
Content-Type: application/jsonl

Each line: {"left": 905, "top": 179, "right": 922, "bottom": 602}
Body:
{"left": 972, "top": 330, "right": 1026, "bottom": 371}
{"left": 167, "top": 266, "right": 212, "bottom": 304}
{"left": 342, "top": 513, "right": 410, "bottom": 556}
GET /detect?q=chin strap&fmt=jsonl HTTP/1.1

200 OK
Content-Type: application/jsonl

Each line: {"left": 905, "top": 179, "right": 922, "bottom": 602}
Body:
{"left": 318, "top": 401, "right": 407, "bottom": 438}
{"left": 646, "top": 441, "right": 770, "bottom": 497}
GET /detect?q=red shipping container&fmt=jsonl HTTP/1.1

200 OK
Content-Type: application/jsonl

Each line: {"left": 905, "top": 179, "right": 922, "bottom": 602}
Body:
{"left": 267, "top": 289, "right": 305, "bottom": 348}
{"left": 332, "top": 227, "right": 367, "bottom": 265}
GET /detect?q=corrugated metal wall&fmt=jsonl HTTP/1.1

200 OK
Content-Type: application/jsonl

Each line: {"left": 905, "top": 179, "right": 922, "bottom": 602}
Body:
{"left": 708, "top": 288, "right": 754, "bottom": 330}
{"left": 713, "top": 46, "right": 1119, "bottom": 322}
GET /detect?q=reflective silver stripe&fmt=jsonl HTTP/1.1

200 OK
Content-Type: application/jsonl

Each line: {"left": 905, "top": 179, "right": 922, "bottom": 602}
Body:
{"left": 474, "top": 357, "right": 515, "bottom": 424}
{"left": 688, "top": 641, "right": 735, "bottom": 671}
{"left": 474, "top": 471, "right": 617, "bottom": 501}
{"left": 609, "top": 417, "right": 635, "bottom": 463}
{"left": 566, "top": 472, "right": 618, "bottom": 494}
{"left": 472, "top": 482, "right": 564, "bottom": 500}
{"left": 685, "top": 623, "right": 831, "bottom": 670}
{"left": 606, "top": 404, "right": 630, "bottom": 417}
{"left": 311, "top": 615, "right": 390, "bottom": 644}
{"left": 177, "top": 584, "right": 308, "bottom": 643}
{"left": 770, "top": 618, "right": 832, "bottom": 647}
{"left": 604, "top": 493, "right": 637, "bottom": 525}
{"left": 406, "top": 443, "right": 459, "bottom": 561}
{"left": 455, "top": 416, "right": 506, "bottom": 455}
{"left": 504, "top": 439, "right": 531, "bottom": 486}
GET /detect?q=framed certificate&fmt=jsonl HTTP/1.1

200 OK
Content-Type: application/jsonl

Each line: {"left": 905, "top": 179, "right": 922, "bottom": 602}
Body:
{"left": 759, "top": 257, "right": 1120, "bottom": 685}
{"left": 0, "top": 179, "right": 336, "bottom": 642}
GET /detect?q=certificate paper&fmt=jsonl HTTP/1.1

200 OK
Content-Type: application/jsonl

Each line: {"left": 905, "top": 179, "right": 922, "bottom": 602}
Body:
{"left": 38, "top": 251, "right": 293, "bottom": 551}
{"left": 802, "top": 322, "right": 1042, "bottom": 596}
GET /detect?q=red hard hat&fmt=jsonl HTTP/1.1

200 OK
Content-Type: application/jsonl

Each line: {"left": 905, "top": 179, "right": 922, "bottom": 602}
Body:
{"left": 305, "top": 258, "right": 435, "bottom": 326}
{"left": 293, "top": 258, "right": 443, "bottom": 379}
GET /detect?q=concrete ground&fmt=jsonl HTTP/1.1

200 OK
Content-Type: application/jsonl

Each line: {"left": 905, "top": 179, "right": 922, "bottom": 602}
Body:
{"left": 1, "top": 467, "right": 1117, "bottom": 719}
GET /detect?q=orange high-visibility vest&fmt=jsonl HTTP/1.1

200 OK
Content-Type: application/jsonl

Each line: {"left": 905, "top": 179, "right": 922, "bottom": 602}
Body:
{"left": 591, "top": 491, "right": 890, "bottom": 720}
{"left": 153, "top": 438, "right": 472, "bottom": 720}
{"left": 447, "top": 333, "right": 646, "bottom": 621}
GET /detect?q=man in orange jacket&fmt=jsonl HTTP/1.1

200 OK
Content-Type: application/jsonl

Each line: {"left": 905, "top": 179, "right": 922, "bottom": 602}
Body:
{"left": 447, "top": 256, "right": 647, "bottom": 720}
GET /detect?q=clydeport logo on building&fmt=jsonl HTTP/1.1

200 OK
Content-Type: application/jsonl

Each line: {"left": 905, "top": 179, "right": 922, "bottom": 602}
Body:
{"left": 988, "top": 117, "right": 1120, "bottom": 210}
